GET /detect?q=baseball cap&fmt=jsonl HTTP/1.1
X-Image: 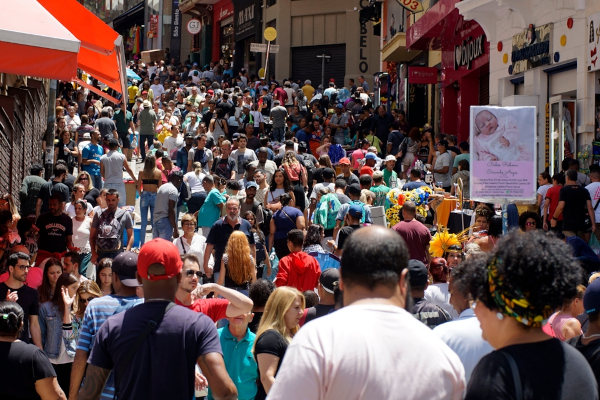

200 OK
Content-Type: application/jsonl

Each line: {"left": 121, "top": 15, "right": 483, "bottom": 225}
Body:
{"left": 184, "top": 133, "right": 194, "bottom": 139}
{"left": 323, "top": 168, "right": 335, "bottom": 180}
{"left": 365, "top": 152, "right": 377, "bottom": 160}
{"left": 112, "top": 251, "right": 141, "bottom": 287}
{"left": 298, "top": 141, "right": 307, "bottom": 151}
{"left": 347, "top": 183, "right": 361, "bottom": 196}
{"left": 143, "top": 100, "right": 152, "bottom": 108}
{"left": 335, "top": 103, "right": 343, "bottom": 109}
{"left": 348, "top": 203, "right": 363, "bottom": 219}
{"left": 338, "top": 157, "right": 351, "bottom": 165}
{"left": 82, "top": 132, "right": 91, "bottom": 140}
{"left": 584, "top": 278, "right": 600, "bottom": 314}
{"left": 319, "top": 268, "right": 340, "bottom": 294}
{"left": 384, "top": 155, "right": 396, "bottom": 163}
{"left": 245, "top": 181, "right": 259, "bottom": 190}
{"left": 407, "top": 259, "right": 429, "bottom": 288}
{"left": 372, "top": 170, "right": 384, "bottom": 180}
{"left": 359, "top": 165, "right": 374, "bottom": 177}
{"left": 138, "top": 238, "right": 183, "bottom": 281}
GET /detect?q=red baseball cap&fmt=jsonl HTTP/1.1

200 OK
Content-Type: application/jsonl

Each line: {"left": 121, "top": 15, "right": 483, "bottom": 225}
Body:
{"left": 338, "top": 157, "right": 351, "bottom": 165}
{"left": 359, "top": 165, "right": 374, "bottom": 177}
{"left": 138, "top": 238, "right": 183, "bottom": 281}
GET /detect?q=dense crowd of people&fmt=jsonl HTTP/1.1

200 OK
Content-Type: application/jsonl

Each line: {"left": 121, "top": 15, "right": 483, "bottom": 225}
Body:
{"left": 2, "top": 57, "right": 600, "bottom": 399}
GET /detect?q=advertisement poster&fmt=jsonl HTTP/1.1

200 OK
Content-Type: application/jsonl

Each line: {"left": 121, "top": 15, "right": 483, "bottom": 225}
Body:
{"left": 511, "top": 23, "right": 552, "bottom": 74}
{"left": 470, "top": 106, "right": 537, "bottom": 202}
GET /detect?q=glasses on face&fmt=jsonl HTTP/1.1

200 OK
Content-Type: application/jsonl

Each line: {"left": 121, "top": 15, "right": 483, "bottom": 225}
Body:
{"left": 79, "top": 177, "right": 89, "bottom": 181}
{"left": 16, "top": 264, "right": 30, "bottom": 270}
{"left": 525, "top": 221, "right": 536, "bottom": 227}
{"left": 182, "top": 221, "right": 196, "bottom": 226}
{"left": 185, "top": 270, "right": 203, "bottom": 278}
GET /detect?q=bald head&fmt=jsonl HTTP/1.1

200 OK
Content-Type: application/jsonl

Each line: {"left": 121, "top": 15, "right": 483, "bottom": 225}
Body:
{"left": 340, "top": 226, "right": 408, "bottom": 291}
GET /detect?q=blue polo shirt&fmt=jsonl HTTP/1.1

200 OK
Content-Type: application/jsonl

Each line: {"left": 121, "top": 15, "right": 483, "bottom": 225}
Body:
{"left": 206, "top": 217, "right": 255, "bottom": 269}
{"left": 207, "top": 326, "right": 258, "bottom": 400}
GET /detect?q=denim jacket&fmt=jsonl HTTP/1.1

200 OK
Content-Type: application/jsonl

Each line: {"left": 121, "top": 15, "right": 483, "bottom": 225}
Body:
{"left": 39, "top": 302, "right": 78, "bottom": 359}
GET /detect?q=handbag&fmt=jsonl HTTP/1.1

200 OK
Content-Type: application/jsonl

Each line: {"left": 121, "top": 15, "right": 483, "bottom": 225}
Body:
{"left": 584, "top": 198, "right": 600, "bottom": 231}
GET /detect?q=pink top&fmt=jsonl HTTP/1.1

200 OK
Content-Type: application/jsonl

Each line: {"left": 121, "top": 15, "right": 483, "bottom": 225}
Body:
{"left": 542, "top": 312, "right": 580, "bottom": 341}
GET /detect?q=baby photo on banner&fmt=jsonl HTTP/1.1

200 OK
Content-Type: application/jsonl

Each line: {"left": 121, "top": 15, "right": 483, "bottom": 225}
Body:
{"left": 470, "top": 106, "right": 537, "bottom": 202}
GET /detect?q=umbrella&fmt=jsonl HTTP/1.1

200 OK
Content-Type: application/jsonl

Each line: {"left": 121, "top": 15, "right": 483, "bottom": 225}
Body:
{"left": 126, "top": 68, "right": 141, "bottom": 81}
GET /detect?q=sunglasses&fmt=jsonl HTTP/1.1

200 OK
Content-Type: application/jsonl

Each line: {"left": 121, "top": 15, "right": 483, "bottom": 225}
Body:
{"left": 79, "top": 177, "right": 89, "bottom": 181}
{"left": 16, "top": 264, "right": 30, "bottom": 270}
{"left": 525, "top": 222, "right": 536, "bottom": 227}
{"left": 79, "top": 297, "right": 92, "bottom": 304}
{"left": 185, "top": 270, "right": 203, "bottom": 278}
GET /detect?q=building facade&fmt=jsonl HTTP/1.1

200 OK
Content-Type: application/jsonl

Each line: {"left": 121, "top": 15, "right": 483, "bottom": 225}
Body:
{"left": 458, "top": 0, "right": 598, "bottom": 174}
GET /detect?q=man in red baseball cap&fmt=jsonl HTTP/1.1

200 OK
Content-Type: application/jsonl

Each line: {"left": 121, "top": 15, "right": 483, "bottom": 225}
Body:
{"left": 336, "top": 157, "right": 359, "bottom": 186}
{"left": 80, "top": 238, "right": 237, "bottom": 400}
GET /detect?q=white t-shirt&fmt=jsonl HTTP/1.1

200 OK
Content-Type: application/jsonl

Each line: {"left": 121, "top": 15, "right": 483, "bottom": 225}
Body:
{"left": 173, "top": 234, "right": 214, "bottom": 273}
{"left": 163, "top": 134, "right": 184, "bottom": 157}
{"left": 586, "top": 181, "right": 600, "bottom": 222}
{"left": 188, "top": 147, "right": 213, "bottom": 174}
{"left": 310, "top": 182, "right": 336, "bottom": 200}
{"left": 184, "top": 170, "right": 205, "bottom": 194}
{"left": 71, "top": 216, "right": 92, "bottom": 253}
{"left": 65, "top": 202, "right": 93, "bottom": 218}
{"left": 268, "top": 304, "right": 465, "bottom": 400}
{"left": 537, "top": 183, "right": 552, "bottom": 215}
{"left": 434, "top": 152, "right": 452, "bottom": 188}
{"left": 433, "top": 308, "right": 493, "bottom": 382}
{"left": 425, "top": 282, "right": 458, "bottom": 319}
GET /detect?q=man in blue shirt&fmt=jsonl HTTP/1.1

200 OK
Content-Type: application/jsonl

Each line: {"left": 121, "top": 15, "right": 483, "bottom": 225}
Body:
{"left": 208, "top": 312, "right": 258, "bottom": 400}
{"left": 81, "top": 129, "right": 104, "bottom": 189}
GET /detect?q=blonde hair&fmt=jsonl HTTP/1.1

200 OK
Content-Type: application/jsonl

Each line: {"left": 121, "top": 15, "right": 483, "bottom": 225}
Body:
{"left": 180, "top": 213, "right": 197, "bottom": 228}
{"left": 253, "top": 287, "right": 305, "bottom": 352}
{"left": 282, "top": 151, "right": 299, "bottom": 167}
{"left": 224, "top": 231, "right": 254, "bottom": 285}
{"left": 193, "top": 161, "right": 202, "bottom": 176}
{"left": 74, "top": 280, "right": 102, "bottom": 318}
{"left": 76, "top": 171, "right": 94, "bottom": 192}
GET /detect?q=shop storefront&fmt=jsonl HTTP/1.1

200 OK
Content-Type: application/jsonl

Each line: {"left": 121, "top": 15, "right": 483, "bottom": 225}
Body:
{"left": 212, "top": 0, "right": 234, "bottom": 63}
{"left": 233, "top": 0, "right": 262, "bottom": 76}
{"left": 406, "top": 0, "right": 489, "bottom": 141}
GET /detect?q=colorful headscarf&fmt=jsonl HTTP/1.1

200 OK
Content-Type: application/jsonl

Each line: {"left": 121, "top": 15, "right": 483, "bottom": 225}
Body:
{"left": 487, "top": 256, "right": 552, "bottom": 327}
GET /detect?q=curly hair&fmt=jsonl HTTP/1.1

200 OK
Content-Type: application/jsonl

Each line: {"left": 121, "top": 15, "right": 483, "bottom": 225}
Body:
{"left": 472, "top": 230, "right": 584, "bottom": 327}
{"left": 224, "top": 231, "right": 254, "bottom": 285}
{"left": 430, "top": 257, "right": 449, "bottom": 283}
{"left": 249, "top": 279, "right": 275, "bottom": 308}
{"left": 474, "top": 204, "right": 493, "bottom": 221}
{"left": 518, "top": 211, "right": 541, "bottom": 231}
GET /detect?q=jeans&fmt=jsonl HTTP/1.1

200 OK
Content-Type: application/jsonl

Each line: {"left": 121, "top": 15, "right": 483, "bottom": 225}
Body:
{"left": 272, "top": 127, "right": 285, "bottom": 143}
{"left": 153, "top": 217, "right": 173, "bottom": 240}
{"left": 139, "top": 191, "right": 156, "bottom": 246}
{"left": 90, "top": 174, "right": 103, "bottom": 190}
{"left": 104, "top": 182, "right": 126, "bottom": 207}
{"left": 139, "top": 135, "right": 154, "bottom": 161}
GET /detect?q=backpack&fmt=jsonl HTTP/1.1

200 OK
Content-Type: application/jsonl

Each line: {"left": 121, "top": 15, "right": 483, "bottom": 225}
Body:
{"left": 193, "top": 147, "right": 208, "bottom": 168}
{"left": 314, "top": 193, "right": 341, "bottom": 230}
{"left": 96, "top": 209, "right": 127, "bottom": 252}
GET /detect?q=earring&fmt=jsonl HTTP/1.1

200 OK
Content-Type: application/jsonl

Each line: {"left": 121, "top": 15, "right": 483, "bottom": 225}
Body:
{"left": 496, "top": 312, "right": 504, "bottom": 320}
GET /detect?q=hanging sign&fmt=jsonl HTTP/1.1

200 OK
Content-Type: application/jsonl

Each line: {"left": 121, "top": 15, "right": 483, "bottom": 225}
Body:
{"left": 511, "top": 24, "right": 553, "bottom": 74}
{"left": 588, "top": 12, "right": 600, "bottom": 72}
{"left": 395, "top": 0, "right": 423, "bottom": 13}
{"left": 187, "top": 18, "right": 202, "bottom": 35}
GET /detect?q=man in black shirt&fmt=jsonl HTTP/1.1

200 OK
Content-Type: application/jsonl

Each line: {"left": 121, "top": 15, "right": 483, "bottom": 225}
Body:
{"left": 300, "top": 268, "right": 339, "bottom": 326}
{"left": 332, "top": 203, "right": 362, "bottom": 256}
{"left": 35, "top": 163, "right": 69, "bottom": 218}
{"left": 35, "top": 194, "right": 74, "bottom": 267}
{"left": 552, "top": 169, "right": 595, "bottom": 241}
{"left": 408, "top": 259, "right": 451, "bottom": 328}
{"left": 0, "top": 252, "right": 42, "bottom": 347}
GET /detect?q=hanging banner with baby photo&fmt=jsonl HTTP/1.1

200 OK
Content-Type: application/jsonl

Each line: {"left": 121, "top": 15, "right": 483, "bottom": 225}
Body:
{"left": 470, "top": 106, "right": 537, "bottom": 203}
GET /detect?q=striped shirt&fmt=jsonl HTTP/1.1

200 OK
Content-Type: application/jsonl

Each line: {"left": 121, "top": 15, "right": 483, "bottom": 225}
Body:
{"left": 77, "top": 295, "right": 143, "bottom": 400}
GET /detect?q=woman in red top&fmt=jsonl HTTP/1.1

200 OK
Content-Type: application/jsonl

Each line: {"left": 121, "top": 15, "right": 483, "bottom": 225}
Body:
{"left": 543, "top": 173, "right": 565, "bottom": 232}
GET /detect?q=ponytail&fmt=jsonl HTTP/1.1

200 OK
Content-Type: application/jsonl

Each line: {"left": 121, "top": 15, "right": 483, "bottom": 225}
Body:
{"left": 0, "top": 301, "right": 24, "bottom": 337}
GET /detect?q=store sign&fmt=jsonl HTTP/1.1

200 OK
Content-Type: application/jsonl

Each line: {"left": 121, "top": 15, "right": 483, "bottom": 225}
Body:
{"left": 359, "top": 18, "right": 369, "bottom": 73}
{"left": 148, "top": 15, "right": 159, "bottom": 38}
{"left": 588, "top": 12, "right": 600, "bottom": 72}
{"left": 511, "top": 23, "right": 553, "bottom": 74}
{"left": 170, "top": 0, "right": 181, "bottom": 62}
{"left": 234, "top": 0, "right": 257, "bottom": 41}
{"left": 455, "top": 34, "right": 486, "bottom": 70}
{"left": 408, "top": 67, "right": 438, "bottom": 84}
{"left": 187, "top": 18, "right": 202, "bottom": 35}
{"left": 216, "top": 1, "right": 234, "bottom": 22}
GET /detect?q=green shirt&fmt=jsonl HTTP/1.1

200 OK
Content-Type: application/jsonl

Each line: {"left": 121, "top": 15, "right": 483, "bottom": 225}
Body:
{"left": 112, "top": 109, "right": 132, "bottom": 135}
{"left": 371, "top": 184, "right": 391, "bottom": 209}
{"left": 453, "top": 153, "right": 470, "bottom": 169}
{"left": 383, "top": 169, "right": 398, "bottom": 188}
{"left": 207, "top": 326, "right": 258, "bottom": 400}
{"left": 197, "top": 188, "right": 226, "bottom": 227}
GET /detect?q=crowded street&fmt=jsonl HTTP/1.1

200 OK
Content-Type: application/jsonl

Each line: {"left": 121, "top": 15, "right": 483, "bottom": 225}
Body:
{"left": 2, "top": 0, "right": 600, "bottom": 399}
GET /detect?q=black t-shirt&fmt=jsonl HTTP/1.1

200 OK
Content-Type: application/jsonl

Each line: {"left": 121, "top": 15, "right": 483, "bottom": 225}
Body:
{"left": 212, "top": 157, "right": 236, "bottom": 179}
{"left": 304, "top": 304, "right": 335, "bottom": 325}
{"left": 559, "top": 184, "right": 591, "bottom": 232}
{"left": 89, "top": 301, "right": 222, "bottom": 400}
{"left": 466, "top": 339, "right": 597, "bottom": 400}
{"left": 336, "top": 173, "right": 359, "bottom": 187}
{"left": 568, "top": 335, "right": 600, "bottom": 397}
{"left": 411, "top": 298, "right": 451, "bottom": 328}
{"left": 0, "top": 283, "right": 39, "bottom": 342}
{"left": 84, "top": 187, "right": 101, "bottom": 207}
{"left": 254, "top": 329, "right": 288, "bottom": 400}
{"left": 337, "top": 225, "right": 361, "bottom": 251}
{"left": 248, "top": 311, "right": 263, "bottom": 334}
{"left": 0, "top": 340, "right": 56, "bottom": 400}
{"left": 37, "top": 181, "right": 69, "bottom": 214}
{"left": 206, "top": 218, "right": 255, "bottom": 270}
{"left": 36, "top": 212, "right": 73, "bottom": 252}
